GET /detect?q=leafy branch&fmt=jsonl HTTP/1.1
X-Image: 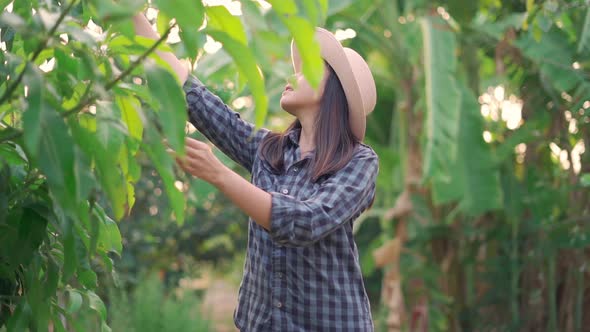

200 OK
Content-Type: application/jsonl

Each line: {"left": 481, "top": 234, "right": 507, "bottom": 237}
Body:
{"left": 0, "top": 0, "right": 78, "bottom": 106}
{"left": 0, "top": 22, "right": 176, "bottom": 143}
{"left": 62, "top": 23, "right": 176, "bottom": 118}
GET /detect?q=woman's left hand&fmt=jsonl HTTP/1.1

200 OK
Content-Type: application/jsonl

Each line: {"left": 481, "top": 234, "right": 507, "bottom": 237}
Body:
{"left": 175, "top": 137, "right": 228, "bottom": 185}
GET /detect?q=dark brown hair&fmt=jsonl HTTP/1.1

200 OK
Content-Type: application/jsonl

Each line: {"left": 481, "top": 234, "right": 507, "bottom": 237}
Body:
{"left": 259, "top": 63, "right": 359, "bottom": 182}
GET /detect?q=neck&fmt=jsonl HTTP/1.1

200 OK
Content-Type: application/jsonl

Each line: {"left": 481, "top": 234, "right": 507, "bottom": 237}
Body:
{"left": 297, "top": 113, "right": 316, "bottom": 155}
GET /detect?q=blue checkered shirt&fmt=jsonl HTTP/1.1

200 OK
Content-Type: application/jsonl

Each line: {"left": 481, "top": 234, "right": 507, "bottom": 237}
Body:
{"left": 184, "top": 75, "right": 377, "bottom": 331}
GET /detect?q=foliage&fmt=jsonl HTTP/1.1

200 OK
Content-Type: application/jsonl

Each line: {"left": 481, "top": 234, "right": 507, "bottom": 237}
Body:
{"left": 0, "top": 0, "right": 326, "bottom": 329}
{"left": 107, "top": 274, "right": 210, "bottom": 332}
{"left": 328, "top": 0, "right": 590, "bottom": 330}
{"left": 2, "top": 0, "right": 590, "bottom": 331}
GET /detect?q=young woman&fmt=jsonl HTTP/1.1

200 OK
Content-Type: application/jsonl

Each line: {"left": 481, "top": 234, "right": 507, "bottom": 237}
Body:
{"left": 134, "top": 13, "right": 378, "bottom": 331}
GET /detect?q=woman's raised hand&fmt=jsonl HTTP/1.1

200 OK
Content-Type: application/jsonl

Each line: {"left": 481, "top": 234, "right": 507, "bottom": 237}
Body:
{"left": 174, "top": 138, "right": 229, "bottom": 185}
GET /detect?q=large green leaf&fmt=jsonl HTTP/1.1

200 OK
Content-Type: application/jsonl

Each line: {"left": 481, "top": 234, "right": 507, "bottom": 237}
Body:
{"left": 35, "top": 111, "right": 79, "bottom": 213}
{"left": 143, "top": 129, "right": 185, "bottom": 225}
{"left": 432, "top": 91, "right": 504, "bottom": 215}
{"left": 146, "top": 63, "right": 188, "bottom": 155}
{"left": 95, "top": 102, "right": 128, "bottom": 220}
{"left": 87, "top": 290, "right": 107, "bottom": 321}
{"left": 205, "top": 5, "right": 247, "bottom": 44}
{"left": 577, "top": 7, "right": 590, "bottom": 54}
{"left": 266, "top": 0, "right": 324, "bottom": 89}
{"left": 22, "top": 66, "right": 45, "bottom": 155}
{"left": 116, "top": 95, "right": 144, "bottom": 153}
{"left": 154, "top": 0, "right": 204, "bottom": 31}
{"left": 419, "top": 17, "right": 461, "bottom": 182}
{"left": 327, "top": 0, "right": 354, "bottom": 15}
{"left": 94, "top": 205, "right": 123, "bottom": 255}
{"left": 515, "top": 28, "right": 581, "bottom": 91}
{"left": 206, "top": 30, "right": 269, "bottom": 127}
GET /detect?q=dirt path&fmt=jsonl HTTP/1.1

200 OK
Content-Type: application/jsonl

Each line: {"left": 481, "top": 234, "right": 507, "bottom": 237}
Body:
{"left": 202, "top": 280, "right": 239, "bottom": 332}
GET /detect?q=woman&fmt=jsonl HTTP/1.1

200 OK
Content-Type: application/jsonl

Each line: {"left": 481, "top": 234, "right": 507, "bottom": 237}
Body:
{"left": 134, "top": 13, "right": 378, "bottom": 331}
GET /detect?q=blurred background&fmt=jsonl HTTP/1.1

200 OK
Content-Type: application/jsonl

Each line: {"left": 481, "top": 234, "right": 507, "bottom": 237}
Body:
{"left": 2, "top": 0, "right": 590, "bottom": 331}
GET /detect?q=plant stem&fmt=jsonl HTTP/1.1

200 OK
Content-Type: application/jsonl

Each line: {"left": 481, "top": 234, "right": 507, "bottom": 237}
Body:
{"left": 63, "top": 23, "right": 175, "bottom": 118}
{"left": 0, "top": 0, "right": 78, "bottom": 106}
{"left": 510, "top": 217, "right": 519, "bottom": 328}
{"left": 574, "top": 264, "right": 584, "bottom": 332}
{"left": 548, "top": 254, "right": 557, "bottom": 332}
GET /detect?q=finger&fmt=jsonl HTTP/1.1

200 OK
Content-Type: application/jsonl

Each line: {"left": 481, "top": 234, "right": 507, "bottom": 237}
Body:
{"left": 166, "top": 147, "right": 177, "bottom": 158}
{"left": 185, "top": 137, "right": 209, "bottom": 150}
{"left": 176, "top": 158, "right": 201, "bottom": 178}
{"left": 175, "top": 157, "right": 188, "bottom": 170}
{"left": 185, "top": 144, "right": 204, "bottom": 160}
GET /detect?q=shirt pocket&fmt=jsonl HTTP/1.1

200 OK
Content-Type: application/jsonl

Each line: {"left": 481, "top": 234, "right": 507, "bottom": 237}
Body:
{"left": 253, "top": 159, "right": 276, "bottom": 191}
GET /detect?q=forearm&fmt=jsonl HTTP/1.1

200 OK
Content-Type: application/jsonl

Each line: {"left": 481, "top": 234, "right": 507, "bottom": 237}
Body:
{"left": 132, "top": 13, "right": 189, "bottom": 84}
{"left": 213, "top": 167, "right": 272, "bottom": 230}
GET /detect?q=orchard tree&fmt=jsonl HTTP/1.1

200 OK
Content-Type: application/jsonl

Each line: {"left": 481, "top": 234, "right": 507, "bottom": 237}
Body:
{"left": 0, "top": 0, "right": 329, "bottom": 329}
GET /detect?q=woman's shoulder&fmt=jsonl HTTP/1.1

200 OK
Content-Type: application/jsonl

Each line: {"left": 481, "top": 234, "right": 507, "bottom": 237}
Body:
{"left": 353, "top": 142, "right": 378, "bottom": 161}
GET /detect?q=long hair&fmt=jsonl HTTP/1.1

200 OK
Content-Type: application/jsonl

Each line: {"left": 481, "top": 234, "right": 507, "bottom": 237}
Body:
{"left": 259, "top": 63, "right": 359, "bottom": 182}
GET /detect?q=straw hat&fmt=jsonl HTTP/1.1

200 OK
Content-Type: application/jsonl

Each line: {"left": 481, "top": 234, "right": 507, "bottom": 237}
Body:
{"left": 290, "top": 27, "right": 377, "bottom": 141}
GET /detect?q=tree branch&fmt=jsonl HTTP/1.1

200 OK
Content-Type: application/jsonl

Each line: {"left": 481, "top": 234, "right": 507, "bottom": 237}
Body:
{"left": 63, "top": 23, "right": 175, "bottom": 118}
{"left": 0, "top": 0, "right": 78, "bottom": 106}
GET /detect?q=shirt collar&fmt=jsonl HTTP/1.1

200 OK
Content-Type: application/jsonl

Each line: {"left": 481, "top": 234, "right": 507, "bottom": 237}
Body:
{"left": 286, "top": 127, "right": 301, "bottom": 146}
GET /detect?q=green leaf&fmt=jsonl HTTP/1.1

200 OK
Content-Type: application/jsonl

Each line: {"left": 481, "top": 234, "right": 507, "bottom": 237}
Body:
{"left": 432, "top": 86, "right": 503, "bottom": 216}
{"left": 37, "top": 110, "right": 78, "bottom": 211}
{"left": 301, "top": 0, "right": 327, "bottom": 25}
{"left": 327, "top": 0, "right": 354, "bottom": 15}
{"left": 95, "top": 205, "right": 123, "bottom": 255}
{"left": 143, "top": 129, "right": 185, "bottom": 225}
{"left": 0, "top": 143, "right": 27, "bottom": 165}
{"left": 515, "top": 29, "right": 581, "bottom": 91}
{"left": 95, "top": 102, "right": 128, "bottom": 220}
{"left": 282, "top": 16, "right": 324, "bottom": 90}
{"left": 180, "top": 26, "right": 205, "bottom": 60}
{"left": 62, "top": 221, "right": 77, "bottom": 281}
{"left": 67, "top": 289, "right": 83, "bottom": 314}
{"left": 22, "top": 66, "right": 45, "bottom": 155}
{"left": 44, "top": 257, "right": 60, "bottom": 298}
{"left": 265, "top": 0, "right": 323, "bottom": 89}
{"left": 154, "top": 0, "right": 205, "bottom": 29}
{"left": 146, "top": 63, "right": 188, "bottom": 155}
{"left": 87, "top": 290, "right": 107, "bottom": 321}
{"left": 91, "top": 0, "right": 141, "bottom": 23}
{"left": 206, "top": 30, "right": 269, "bottom": 127}
{"left": 419, "top": 17, "right": 461, "bottom": 182}
{"left": 206, "top": 5, "right": 248, "bottom": 45}
{"left": 581, "top": 174, "right": 590, "bottom": 187}
{"left": 267, "top": 0, "right": 297, "bottom": 15}
{"left": 578, "top": 8, "right": 590, "bottom": 54}
{"left": 78, "top": 269, "right": 98, "bottom": 289}
{"left": 0, "top": 0, "right": 13, "bottom": 10}
{"left": 116, "top": 95, "right": 144, "bottom": 147}
{"left": 6, "top": 301, "right": 32, "bottom": 332}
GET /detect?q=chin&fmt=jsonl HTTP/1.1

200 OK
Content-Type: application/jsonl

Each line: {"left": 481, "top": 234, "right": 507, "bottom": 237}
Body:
{"left": 280, "top": 98, "right": 298, "bottom": 116}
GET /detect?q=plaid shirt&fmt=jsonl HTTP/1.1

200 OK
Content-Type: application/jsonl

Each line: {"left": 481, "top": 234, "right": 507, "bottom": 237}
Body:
{"left": 184, "top": 75, "right": 378, "bottom": 331}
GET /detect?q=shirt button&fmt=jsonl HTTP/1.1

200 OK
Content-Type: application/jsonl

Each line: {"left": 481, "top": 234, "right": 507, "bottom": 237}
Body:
{"left": 275, "top": 301, "right": 283, "bottom": 308}
{"left": 277, "top": 272, "right": 283, "bottom": 279}
{"left": 281, "top": 188, "right": 289, "bottom": 195}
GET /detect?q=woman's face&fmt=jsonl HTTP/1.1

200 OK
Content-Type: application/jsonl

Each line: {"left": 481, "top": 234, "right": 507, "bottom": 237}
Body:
{"left": 280, "top": 66, "right": 329, "bottom": 116}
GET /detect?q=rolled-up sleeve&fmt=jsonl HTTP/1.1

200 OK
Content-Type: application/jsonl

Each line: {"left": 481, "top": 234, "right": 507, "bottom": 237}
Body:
{"left": 268, "top": 147, "right": 379, "bottom": 247}
{"left": 183, "top": 75, "right": 269, "bottom": 172}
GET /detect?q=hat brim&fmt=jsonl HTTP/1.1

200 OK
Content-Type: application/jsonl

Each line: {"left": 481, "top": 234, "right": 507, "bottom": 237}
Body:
{"left": 290, "top": 28, "right": 367, "bottom": 141}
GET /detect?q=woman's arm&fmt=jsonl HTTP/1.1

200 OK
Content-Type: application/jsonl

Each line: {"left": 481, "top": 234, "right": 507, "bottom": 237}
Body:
{"left": 132, "top": 13, "right": 189, "bottom": 84}
{"left": 178, "top": 137, "right": 272, "bottom": 229}
{"left": 134, "top": 12, "right": 267, "bottom": 173}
